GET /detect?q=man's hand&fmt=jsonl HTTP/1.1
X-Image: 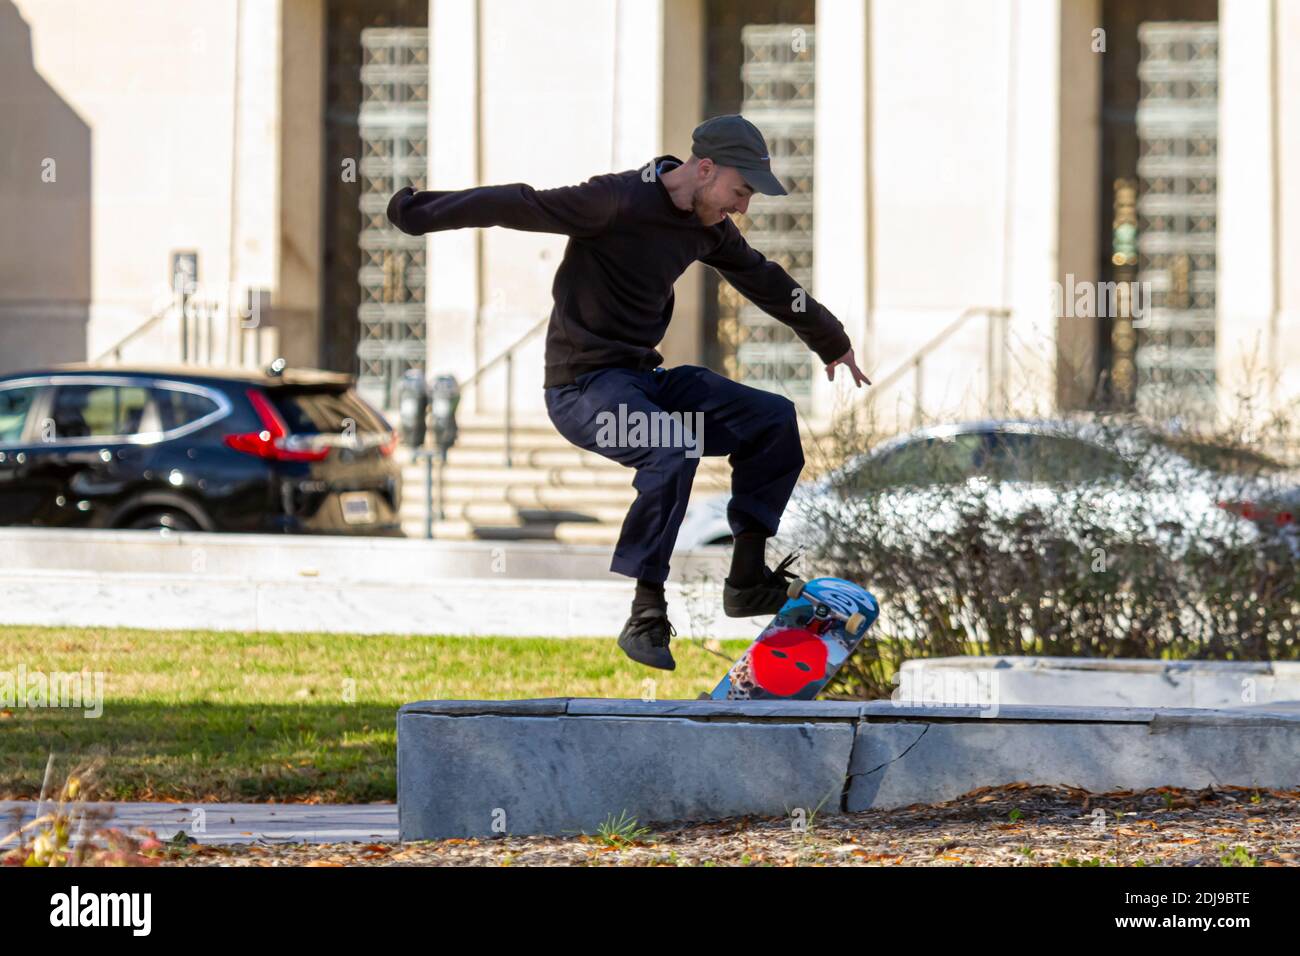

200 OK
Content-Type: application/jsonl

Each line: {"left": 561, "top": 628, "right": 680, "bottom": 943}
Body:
{"left": 826, "top": 349, "right": 871, "bottom": 387}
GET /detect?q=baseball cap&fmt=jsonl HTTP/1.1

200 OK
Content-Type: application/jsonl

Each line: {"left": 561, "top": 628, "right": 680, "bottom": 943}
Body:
{"left": 691, "top": 114, "right": 787, "bottom": 196}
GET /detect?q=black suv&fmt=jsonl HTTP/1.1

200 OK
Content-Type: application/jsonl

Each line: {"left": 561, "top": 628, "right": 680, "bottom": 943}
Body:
{"left": 0, "top": 364, "right": 402, "bottom": 535}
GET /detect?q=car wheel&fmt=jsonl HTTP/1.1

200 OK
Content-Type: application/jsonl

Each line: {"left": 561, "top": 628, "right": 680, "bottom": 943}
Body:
{"left": 126, "top": 509, "right": 199, "bottom": 532}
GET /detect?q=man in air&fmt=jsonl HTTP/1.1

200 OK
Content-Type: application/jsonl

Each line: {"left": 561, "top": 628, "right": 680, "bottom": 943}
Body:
{"left": 388, "top": 114, "right": 868, "bottom": 670}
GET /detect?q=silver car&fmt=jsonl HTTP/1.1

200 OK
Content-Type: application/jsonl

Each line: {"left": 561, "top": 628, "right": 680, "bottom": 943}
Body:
{"left": 673, "top": 419, "right": 1299, "bottom": 560}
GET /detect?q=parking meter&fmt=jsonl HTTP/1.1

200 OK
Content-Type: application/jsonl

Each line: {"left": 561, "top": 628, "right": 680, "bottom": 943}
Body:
{"left": 430, "top": 375, "right": 460, "bottom": 462}
{"left": 399, "top": 370, "right": 428, "bottom": 448}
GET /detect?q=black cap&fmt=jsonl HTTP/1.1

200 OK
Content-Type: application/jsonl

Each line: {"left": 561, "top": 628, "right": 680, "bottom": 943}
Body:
{"left": 691, "top": 114, "right": 787, "bottom": 196}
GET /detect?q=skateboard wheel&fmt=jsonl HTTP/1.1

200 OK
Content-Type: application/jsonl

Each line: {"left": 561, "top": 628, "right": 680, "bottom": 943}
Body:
{"left": 786, "top": 578, "right": 806, "bottom": 599}
{"left": 846, "top": 612, "right": 866, "bottom": 636}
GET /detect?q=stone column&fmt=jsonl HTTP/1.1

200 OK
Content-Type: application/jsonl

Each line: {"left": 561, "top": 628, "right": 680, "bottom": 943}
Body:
{"left": 1277, "top": 0, "right": 1300, "bottom": 430}
{"left": 1217, "top": 0, "right": 1276, "bottom": 427}
{"left": 428, "top": 0, "right": 482, "bottom": 394}
{"left": 1056, "top": 0, "right": 1102, "bottom": 410}
{"left": 812, "top": 0, "right": 870, "bottom": 428}
{"left": 659, "top": 0, "right": 706, "bottom": 369}
{"left": 277, "top": 0, "right": 324, "bottom": 368}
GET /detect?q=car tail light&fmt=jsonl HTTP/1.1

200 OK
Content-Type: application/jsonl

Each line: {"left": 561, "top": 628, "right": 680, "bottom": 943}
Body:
{"left": 1218, "top": 500, "right": 1259, "bottom": 521}
{"left": 223, "top": 389, "right": 329, "bottom": 462}
{"left": 1218, "top": 500, "right": 1296, "bottom": 526}
{"left": 379, "top": 430, "right": 398, "bottom": 457}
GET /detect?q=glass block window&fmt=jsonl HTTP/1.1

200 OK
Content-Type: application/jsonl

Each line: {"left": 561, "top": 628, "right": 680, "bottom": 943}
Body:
{"left": 716, "top": 24, "right": 816, "bottom": 412}
{"left": 1133, "top": 21, "right": 1218, "bottom": 420}
{"left": 355, "top": 27, "right": 429, "bottom": 411}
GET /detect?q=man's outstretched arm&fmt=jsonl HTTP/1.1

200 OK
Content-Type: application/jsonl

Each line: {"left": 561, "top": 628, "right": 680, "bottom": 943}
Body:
{"left": 702, "top": 220, "right": 870, "bottom": 386}
{"left": 387, "top": 175, "right": 619, "bottom": 239}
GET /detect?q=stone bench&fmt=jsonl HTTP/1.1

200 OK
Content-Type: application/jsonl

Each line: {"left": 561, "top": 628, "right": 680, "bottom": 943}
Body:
{"left": 897, "top": 656, "right": 1300, "bottom": 709}
{"left": 396, "top": 697, "right": 1300, "bottom": 841}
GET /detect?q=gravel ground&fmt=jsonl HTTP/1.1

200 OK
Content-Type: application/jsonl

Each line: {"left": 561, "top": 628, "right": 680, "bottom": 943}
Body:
{"left": 158, "top": 783, "right": 1300, "bottom": 867}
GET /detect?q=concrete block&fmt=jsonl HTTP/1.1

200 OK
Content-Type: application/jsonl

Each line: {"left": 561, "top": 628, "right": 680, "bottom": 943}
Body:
{"left": 898, "top": 656, "right": 1300, "bottom": 709}
{"left": 846, "top": 711, "right": 1300, "bottom": 811}
{"left": 400, "top": 698, "right": 570, "bottom": 717}
{"left": 397, "top": 693, "right": 1300, "bottom": 838}
{"left": 860, "top": 701, "right": 1160, "bottom": 722}
{"left": 398, "top": 711, "right": 855, "bottom": 840}
{"left": 565, "top": 698, "right": 865, "bottom": 720}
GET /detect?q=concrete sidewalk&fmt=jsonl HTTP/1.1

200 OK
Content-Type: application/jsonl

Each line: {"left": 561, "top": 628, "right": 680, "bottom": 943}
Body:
{"left": 0, "top": 801, "right": 397, "bottom": 845}
{"left": 0, "top": 528, "right": 752, "bottom": 638}
{"left": 0, "top": 527, "right": 730, "bottom": 582}
{"left": 0, "top": 569, "right": 761, "bottom": 638}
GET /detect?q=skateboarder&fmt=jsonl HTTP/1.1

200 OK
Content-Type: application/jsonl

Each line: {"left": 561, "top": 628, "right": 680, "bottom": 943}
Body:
{"left": 388, "top": 114, "right": 868, "bottom": 671}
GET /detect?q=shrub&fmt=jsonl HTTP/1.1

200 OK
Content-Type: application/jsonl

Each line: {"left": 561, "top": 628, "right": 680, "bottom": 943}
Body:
{"left": 789, "top": 407, "right": 1300, "bottom": 700}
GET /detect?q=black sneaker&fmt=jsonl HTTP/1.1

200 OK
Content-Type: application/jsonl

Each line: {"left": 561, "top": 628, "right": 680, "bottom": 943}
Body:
{"left": 617, "top": 606, "right": 677, "bottom": 670}
{"left": 722, "top": 551, "right": 801, "bottom": 618}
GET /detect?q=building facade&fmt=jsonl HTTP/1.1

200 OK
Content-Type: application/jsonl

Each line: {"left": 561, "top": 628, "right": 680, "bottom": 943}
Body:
{"left": 3, "top": 0, "right": 1298, "bottom": 435}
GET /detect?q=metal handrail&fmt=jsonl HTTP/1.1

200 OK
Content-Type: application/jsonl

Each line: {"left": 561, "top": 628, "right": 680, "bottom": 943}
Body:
{"left": 456, "top": 314, "right": 549, "bottom": 396}
{"left": 454, "top": 314, "right": 549, "bottom": 467}
{"left": 453, "top": 306, "right": 1012, "bottom": 467}
{"left": 95, "top": 299, "right": 267, "bottom": 369}
{"left": 95, "top": 305, "right": 173, "bottom": 364}
{"left": 865, "top": 306, "right": 1012, "bottom": 425}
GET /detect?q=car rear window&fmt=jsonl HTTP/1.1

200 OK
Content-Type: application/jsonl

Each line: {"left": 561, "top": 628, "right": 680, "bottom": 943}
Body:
{"left": 985, "top": 433, "right": 1132, "bottom": 483}
{"left": 152, "top": 387, "right": 220, "bottom": 431}
{"left": 265, "top": 387, "right": 386, "bottom": 436}
{"left": 0, "top": 386, "right": 41, "bottom": 444}
{"left": 1156, "top": 437, "right": 1289, "bottom": 477}
{"left": 50, "top": 384, "right": 152, "bottom": 438}
{"left": 847, "top": 434, "right": 987, "bottom": 490}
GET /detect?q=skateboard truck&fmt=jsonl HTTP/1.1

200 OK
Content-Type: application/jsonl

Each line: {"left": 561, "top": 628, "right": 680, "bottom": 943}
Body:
{"left": 786, "top": 578, "right": 869, "bottom": 638}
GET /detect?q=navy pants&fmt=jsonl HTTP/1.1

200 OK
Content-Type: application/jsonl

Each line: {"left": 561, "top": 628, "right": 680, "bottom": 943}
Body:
{"left": 544, "top": 365, "right": 805, "bottom": 583}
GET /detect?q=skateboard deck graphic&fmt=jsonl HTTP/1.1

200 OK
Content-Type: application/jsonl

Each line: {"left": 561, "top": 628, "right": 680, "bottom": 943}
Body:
{"left": 709, "top": 576, "right": 879, "bottom": 701}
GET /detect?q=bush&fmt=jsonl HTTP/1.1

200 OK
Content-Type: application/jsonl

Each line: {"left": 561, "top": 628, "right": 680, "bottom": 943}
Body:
{"left": 789, "top": 409, "right": 1300, "bottom": 700}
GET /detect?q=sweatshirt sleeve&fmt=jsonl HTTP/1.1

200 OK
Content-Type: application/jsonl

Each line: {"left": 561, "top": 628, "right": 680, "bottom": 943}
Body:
{"left": 701, "top": 220, "right": 852, "bottom": 365}
{"left": 386, "top": 175, "right": 619, "bottom": 239}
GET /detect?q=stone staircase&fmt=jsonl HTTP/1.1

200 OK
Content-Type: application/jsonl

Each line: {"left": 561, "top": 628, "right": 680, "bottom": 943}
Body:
{"left": 396, "top": 419, "right": 733, "bottom": 542}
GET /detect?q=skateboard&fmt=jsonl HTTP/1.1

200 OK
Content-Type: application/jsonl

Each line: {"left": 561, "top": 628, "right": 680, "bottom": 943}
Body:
{"left": 707, "top": 576, "right": 880, "bottom": 700}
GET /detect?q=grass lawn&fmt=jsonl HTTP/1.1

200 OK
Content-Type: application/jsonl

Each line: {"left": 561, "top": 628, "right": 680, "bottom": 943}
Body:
{"left": 0, "top": 625, "right": 749, "bottom": 804}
